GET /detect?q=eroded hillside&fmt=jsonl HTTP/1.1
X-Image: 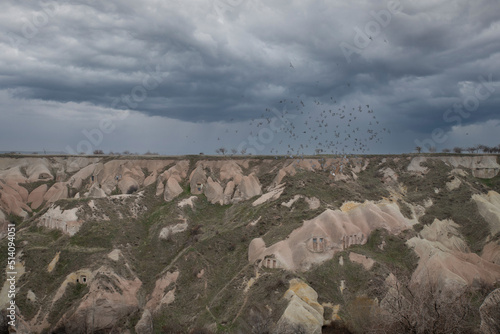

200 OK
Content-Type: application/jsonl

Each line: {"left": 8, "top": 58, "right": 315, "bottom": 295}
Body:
{"left": 0, "top": 154, "right": 500, "bottom": 333}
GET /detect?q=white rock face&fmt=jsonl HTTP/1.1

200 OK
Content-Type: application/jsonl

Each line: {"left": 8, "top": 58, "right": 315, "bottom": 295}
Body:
{"left": 276, "top": 279, "right": 324, "bottom": 334}
{"left": 204, "top": 177, "right": 224, "bottom": 205}
{"left": 27, "top": 290, "right": 37, "bottom": 302}
{"left": 233, "top": 174, "right": 262, "bottom": 202}
{"left": 451, "top": 168, "right": 468, "bottom": 177}
{"left": 178, "top": 196, "right": 197, "bottom": 209}
{"left": 407, "top": 156, "right": 429, "bottom": 174}
{"left": 445, "top": 176, "right": 461, "bottom": 191}
{"left": 281, "top": 195, "right": 320, "bottom": 210}
{"left": 26, "top": 160, "right": 53, "bottom": 182}
{"left": 419, "top": 219, "right": 469, "bottom": 253}
{"left": 164, "top": 177, "right": 183, "bottom": 202}
{"left": 86, "top": 184, "right": 107, "bottom": 198}
{"left": 55, "top": 266, "right": 142, "bottom": 333}
{"left": 155, "top": 179, "right": 165, "bottom": 196}
{"left": 159, "top": 222, "right": 189, "bottom": 240}
{"left": 252, "top": 184, "right": 285, "bottom": 206}
{"left": 107, "top": 249, "right": 122, "bottom": 262}
{"left": 38, "top": 205, "right": 82, "bottom": 236}
{"left": 304, "top": 197, "right": 320, "bottom": 210}
{"left": 381, "top": 167, "right": 398, "bottom": 183}
{"left": 473, "top": 191, "right": 500, "bottom": 236}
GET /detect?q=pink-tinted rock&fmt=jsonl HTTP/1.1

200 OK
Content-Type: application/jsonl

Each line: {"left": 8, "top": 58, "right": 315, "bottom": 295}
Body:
{"left": 44, "top": 182, "right": 69, "bottom": 203}
{"left": 28, "top": 184, "right": 48, "bottom": 209}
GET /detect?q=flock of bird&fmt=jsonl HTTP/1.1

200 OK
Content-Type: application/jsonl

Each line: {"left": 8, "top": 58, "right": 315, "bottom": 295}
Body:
{"left": 261, "top": 97, "right": 388, "bottom": 157}
{"left": 215, "top": 94, "right": 389, "bottom": 160}
{"left": 208, "top": 61, "right": 391, "bottom": 163}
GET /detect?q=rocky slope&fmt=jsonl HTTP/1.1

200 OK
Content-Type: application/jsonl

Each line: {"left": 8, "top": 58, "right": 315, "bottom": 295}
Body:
{"left": 0, "top": 154, "right": 499, "bottom": 333}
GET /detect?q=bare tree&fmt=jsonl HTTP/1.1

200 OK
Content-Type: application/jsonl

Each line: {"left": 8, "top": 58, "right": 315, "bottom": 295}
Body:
{"left": 428, "top": 146, "right": 437, "bottom": 153}
{"left": 231, "top": 148, "right": 237, "bottom": 156}
{"left": 442, "top": 148, "right": 451, "bottom": 153}
{"left": 368, "top": 278, "right": 476, "bottom": 334}
{"left": 93, "top": 149, "right": 104, "bottom": 155}
{"left": 415, "top": 146, "right": 422, "bottom": 154}
{"left": 479, "top": 145, "right": 494, "bottom": 153}
{"left": 215, "top": 147, "right": 227, "bottom": 155}
{"left": 240, "top": 148, "right": 247, "bottom": 155}
{"left": 453, "top": 147, "right": 463, "bottom": 154}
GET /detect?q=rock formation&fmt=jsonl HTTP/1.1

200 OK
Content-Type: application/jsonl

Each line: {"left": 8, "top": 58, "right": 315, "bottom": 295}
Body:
{"left": 249, "top": 200, "right": 412, "bottom": 271}
{"left": 38, "top": 205, "right": 82, "bottom": 236}
{"left": 480, "top": 288, "right": 500, "bottom": 334}
{"left": 276, "top": 279, "right": 324, "bottom": 334}
{"left": 27, "top": 184, "right": 48, "bottom": 209}
{"left": 53, "top": 266, "right": 142, "bottom": 333}
{"left": 0, "top": 154, "right": 499, "bottom": 333}
{"left": 473, "top": 191, "right": 500, "bottom": 236}
{"left": 407, "top": 218, "right": 500, "bottom": 293}
{"left": 204, "top": 177, "right": 224, "bottom": 205}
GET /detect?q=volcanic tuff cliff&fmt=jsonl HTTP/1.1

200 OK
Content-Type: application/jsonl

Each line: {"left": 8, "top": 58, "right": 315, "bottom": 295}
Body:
{"left": 0, "top": 154, "right": 500, "bottom": 333}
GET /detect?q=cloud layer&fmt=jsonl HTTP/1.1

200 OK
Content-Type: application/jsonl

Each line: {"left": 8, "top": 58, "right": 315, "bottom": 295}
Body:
{"left": 1, "top": 0, "right": 499, "bottom": 154}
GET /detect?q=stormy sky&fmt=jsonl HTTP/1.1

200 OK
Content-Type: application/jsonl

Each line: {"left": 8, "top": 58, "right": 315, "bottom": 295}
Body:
{"left": 0, "top": 0, "right": 499, "bottom": 155}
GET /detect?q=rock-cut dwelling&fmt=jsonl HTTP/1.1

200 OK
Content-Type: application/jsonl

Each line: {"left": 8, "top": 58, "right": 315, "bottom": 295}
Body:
{"left": 341, "top": 233, "right": 364, "bottom": 250}
{"left": 196, "top": 182, "right": 204, "bottom": 192}
{"left": 307, "top": 236, "right": 328, "bottom": 253}
{"left": 76, "top": 274, "right": 88, "bottom": 284}
{"left": 262, "top": 256, "right": 280, "bottom": 269}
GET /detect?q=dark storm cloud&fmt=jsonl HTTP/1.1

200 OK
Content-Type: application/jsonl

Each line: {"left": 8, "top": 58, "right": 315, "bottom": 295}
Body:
{"left": 1, "top": 0, "right": 499, "bottom": 154}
